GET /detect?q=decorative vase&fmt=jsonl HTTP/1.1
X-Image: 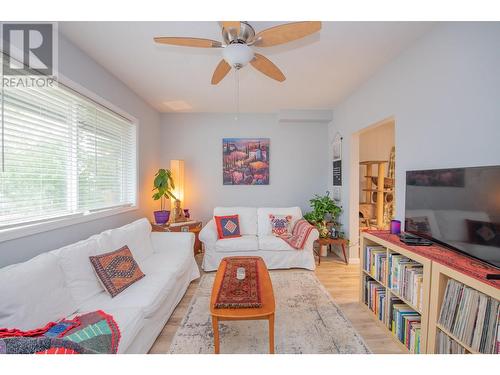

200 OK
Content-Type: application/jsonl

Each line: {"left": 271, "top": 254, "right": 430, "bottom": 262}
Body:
{"left": 318, "top": 223, "right": 329, "bottom": 238}
{"left": 154, "top": 210, "right": 170, "bottom": 225}
{"left": 320, "top": 245, "right": 328, "bottom": 257}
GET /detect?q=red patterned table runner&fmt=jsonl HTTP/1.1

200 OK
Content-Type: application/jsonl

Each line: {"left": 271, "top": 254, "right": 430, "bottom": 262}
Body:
{"left": 214, "top": 257, "right": 262, "bottom": 309}
{"left": 367, "top": 231, "right": 500, "bottom": 289}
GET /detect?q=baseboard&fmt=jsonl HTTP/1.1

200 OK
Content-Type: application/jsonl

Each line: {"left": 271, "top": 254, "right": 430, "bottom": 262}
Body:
{"left": 330, "top": 246, "right": 360, "bottom": 264}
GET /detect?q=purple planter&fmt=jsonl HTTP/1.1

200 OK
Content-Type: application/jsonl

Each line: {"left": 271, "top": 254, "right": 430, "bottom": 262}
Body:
{"left": 154, "top": 210, "right": 170, "bottom": 225}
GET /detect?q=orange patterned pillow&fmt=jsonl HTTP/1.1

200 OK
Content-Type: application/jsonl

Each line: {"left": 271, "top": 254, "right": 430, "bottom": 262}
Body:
{"left": 89, "top": 246, "right": 145, "bottom": 297}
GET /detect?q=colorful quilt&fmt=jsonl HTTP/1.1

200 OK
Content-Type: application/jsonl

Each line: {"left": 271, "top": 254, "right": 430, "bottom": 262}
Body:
{"left": 0, "top": 310, "right": 121, "bottom": 354}
{"left": 280, "top": 219, "right": 315, "bottom": 250}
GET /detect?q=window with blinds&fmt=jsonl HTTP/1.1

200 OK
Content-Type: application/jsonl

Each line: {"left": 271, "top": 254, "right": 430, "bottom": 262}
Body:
{"left": 0, "top": 83, "right": 137, "bottom": 229}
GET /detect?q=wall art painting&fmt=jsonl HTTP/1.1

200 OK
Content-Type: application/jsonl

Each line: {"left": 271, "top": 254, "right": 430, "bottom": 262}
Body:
{"left": 223, "top": 138, "right": 270, "bottom": 185}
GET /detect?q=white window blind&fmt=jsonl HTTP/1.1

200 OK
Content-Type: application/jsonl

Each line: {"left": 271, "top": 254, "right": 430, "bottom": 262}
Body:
{"left": 0, "top": 83, "right": 137, "bottom": 229}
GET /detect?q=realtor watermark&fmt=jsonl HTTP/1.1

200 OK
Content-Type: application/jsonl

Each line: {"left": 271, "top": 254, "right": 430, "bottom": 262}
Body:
{"left": 1, "top": 22, "right": 58, "bottom": 88}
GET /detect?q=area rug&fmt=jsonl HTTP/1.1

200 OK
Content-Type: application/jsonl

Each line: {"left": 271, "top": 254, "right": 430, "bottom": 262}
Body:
{"left": 169, "top": 270, "right": 371, "bottom": 354}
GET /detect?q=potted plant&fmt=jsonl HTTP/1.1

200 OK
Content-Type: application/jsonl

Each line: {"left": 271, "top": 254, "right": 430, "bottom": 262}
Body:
{"left": 152, "top": 168, "right": 177, "bottom": 224}
{"left": 303, "top": 191, "right": 342, "bottom": 239}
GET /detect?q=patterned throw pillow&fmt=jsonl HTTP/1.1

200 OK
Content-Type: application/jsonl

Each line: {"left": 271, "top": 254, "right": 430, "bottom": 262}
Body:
{"left": 269, "top": 214, "right": 293, "bottom": 236}
{"left": 214, "top": 215, "right": 242, "bottom": 239}
{"left": 89, "top": 246, "right": 145, "bottom": 298}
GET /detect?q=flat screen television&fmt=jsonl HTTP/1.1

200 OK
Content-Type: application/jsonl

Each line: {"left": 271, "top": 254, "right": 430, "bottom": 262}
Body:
{"left": 405, "top": 165, "right": 500, "bottom": 269}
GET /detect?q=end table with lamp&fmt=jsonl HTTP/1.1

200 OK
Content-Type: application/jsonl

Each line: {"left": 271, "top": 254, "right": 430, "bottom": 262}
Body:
{"left": 152, "top": 220, "right": 203, "bottom": 256}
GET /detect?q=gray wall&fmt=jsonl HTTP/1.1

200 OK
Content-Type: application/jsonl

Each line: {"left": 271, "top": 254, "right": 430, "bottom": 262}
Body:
{"left": 0, "top": 34, "right": 161, "bottom": 267}
{"left": 160, "top": 113, "right": 329, "bottom": 224}
{"left": 328, "top": 22, "right": 500, "bottom": 260}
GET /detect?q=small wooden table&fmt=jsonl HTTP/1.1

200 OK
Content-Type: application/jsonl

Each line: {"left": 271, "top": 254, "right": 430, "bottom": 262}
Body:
{"left": 314, "top": 237, "right": 349, "bottom": 265}
{"left": 151, "top": 221, "right": 203, "bottom": 256}
{"left": 210, "top": 257, "right": 275, "bottom": 354}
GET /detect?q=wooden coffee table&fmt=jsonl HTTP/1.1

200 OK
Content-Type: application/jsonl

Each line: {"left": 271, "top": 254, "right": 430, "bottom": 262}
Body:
{"left": 210, "top": 257, "right": 275, "bottom": 354}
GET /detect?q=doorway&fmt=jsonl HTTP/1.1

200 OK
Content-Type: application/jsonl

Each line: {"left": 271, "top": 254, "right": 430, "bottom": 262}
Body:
{"left": 348, "top": 118, "right": 395, "bottom": 261}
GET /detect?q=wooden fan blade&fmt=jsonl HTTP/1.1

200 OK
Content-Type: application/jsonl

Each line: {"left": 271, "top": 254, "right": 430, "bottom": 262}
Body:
{"left": 220, "top": 21, "right": 241, "bottom": 34}
{"left": 254, "top": 21, "right": 321, "bottom": 47}
{"left": 211, "top": 59, "right": 232, "bottom": 85}
{"left": 250, "top": 53, "right": 286, "bottom": 82}
{"left": 154, "top": 37, "right": 222, "bottom": 48}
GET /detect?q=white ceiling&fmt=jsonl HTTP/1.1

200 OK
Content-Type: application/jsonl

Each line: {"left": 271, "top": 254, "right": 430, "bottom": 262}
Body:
{"left": 59, "top": 21, "right": 434, "bottom": 113}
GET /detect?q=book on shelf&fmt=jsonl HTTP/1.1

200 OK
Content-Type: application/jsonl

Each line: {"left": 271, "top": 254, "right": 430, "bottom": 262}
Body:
{"left": 365, "top": 278, "right": 386, "bottom": 323}
{"left": 388, "top": 253, "right": 424, "bottom": 311}
{"left": 436, "top": 330, "right": 466, "bottom": 354}
{"left": 364, "top": 246, "right": 386, "bottom": 282}
{"left": 391, "top": 303, "right": 422, "bottom": 353}
{"left": 438, "top": 278, "right": 499, "bottom": 354}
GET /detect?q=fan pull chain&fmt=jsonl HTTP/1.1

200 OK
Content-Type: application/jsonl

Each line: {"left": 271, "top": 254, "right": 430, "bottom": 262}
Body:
{"left": 234, "top": 68, "right": 240, "bottom": 121}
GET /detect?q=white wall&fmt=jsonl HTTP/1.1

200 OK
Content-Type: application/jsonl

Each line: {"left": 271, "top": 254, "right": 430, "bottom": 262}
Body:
{"left": 329, "top": 22, "right": 500, "bottom": 260}
{"left": 0, "top": 34, "right": 161, "bottom": 267}
{"left": 160, "top": 113, "right": 329, "bottom": 224}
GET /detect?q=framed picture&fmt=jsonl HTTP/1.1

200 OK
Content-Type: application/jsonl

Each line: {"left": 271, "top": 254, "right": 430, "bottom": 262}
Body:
{"left": 223, "top": 138, "right": 270, "bottom": 185}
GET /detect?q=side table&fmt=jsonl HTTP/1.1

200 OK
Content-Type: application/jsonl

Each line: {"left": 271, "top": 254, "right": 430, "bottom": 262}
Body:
{"left": 151, "top": 221, "right": 203, "bottom": 256}
{"left": 313, "top": 237, "right": 349, "bottom": 265}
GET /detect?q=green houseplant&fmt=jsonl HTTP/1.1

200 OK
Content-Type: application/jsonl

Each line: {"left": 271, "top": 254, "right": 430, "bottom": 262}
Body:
{"left": 152, "top": 168, "right": 177, "bottom": 224}
{"left": 303, "top": 191, "right": 342, "bottom": 238}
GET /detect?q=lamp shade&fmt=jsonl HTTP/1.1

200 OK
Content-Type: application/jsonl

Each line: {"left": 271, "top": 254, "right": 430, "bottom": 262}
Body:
{"left": 222, "top": 43, "right": 254, "bottom": 68}
{"left": 170, "top": 160, "right": 185, "bottom": 209}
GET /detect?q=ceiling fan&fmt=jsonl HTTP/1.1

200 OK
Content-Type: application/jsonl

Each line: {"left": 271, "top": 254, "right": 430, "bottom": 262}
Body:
{"left": 154, "top": 21, "right": 321, "bottom": 85}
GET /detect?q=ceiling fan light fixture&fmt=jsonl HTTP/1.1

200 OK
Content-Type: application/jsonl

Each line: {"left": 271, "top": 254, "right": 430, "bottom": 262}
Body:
{"left": 222, "top": 43, "right": 254, "bottom": 68}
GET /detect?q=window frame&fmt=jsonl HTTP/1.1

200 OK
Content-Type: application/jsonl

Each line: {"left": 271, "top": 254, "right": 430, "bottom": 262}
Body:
{"left": 0, "top": 72, "right": 140, "bottom": 243}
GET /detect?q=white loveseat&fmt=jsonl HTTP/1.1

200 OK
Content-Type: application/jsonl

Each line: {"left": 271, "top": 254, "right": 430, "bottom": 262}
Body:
{"left": 0, "top": 218, "right": 200, "bottom": 354}
{"left": 200, "top": 207, "right": 319, "bottom": 271}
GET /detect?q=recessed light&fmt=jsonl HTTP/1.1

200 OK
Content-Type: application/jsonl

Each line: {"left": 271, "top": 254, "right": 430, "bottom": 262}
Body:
{"left": 163, "top": 100, "right": 192, "bottom": 111}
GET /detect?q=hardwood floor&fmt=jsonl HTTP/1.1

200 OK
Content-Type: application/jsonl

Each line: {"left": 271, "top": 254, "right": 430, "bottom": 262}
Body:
{"left": 149, "top": 252, "right": 405, "bottom": 354}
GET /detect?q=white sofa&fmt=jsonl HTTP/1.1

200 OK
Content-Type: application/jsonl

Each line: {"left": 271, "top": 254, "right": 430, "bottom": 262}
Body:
{"left": 200, "top": 207, "right": 319, "bottom": 271}
{"left": 0, "top": 218, "right": 200, "bottom": 354}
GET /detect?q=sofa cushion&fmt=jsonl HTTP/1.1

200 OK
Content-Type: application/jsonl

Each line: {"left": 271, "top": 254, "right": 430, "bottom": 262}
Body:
{"left": 257, "top": 207, "right": 303, "bottom": 237}
{"left": 214, "top": 214, "right": 242, "bottom": 239}
{"left": 51, "top": 236, "right": 104, "bottom": 306}
{"left": 78, "top": 267, "right": 177, "bottom": 319}
{"left": 89, "top": 246, "right": 145, "bottom": 298}
{"left": 215, "top": 235, "right": 259, "bottom": 253}
{"left": 258, "top": 235, "right": 295, "bottom": 251}
{"left": 213, "top": 207, "right": 257, "bottom": 235}
{"left": 98, "top": 218, "right": 154, "bottom": 264}
{"left": 269, "top": 214, "right": 293, "bottom": 236}
{"left": 73, "top": 306, "right": 144, "bottom": 354}
{"left": 0, "top": 253, "right": 78, "bottom": 331}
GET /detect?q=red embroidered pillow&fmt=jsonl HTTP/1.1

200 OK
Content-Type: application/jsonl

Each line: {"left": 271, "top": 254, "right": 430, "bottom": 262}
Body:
{"left": 89, "top": 246, "right": 145, "bottom": 298}
{"left": 214, "top": 215, "right": 241, "bottom": 239}
{"left": 269, "top": 214, "right": 293, "bottom": 236}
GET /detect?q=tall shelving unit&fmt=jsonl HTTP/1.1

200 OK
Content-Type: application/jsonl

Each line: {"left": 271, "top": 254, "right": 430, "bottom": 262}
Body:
{"left": 359, "top": 161, "right": 394, "bottom": 230}
{"left": 360, "top": 232, "right": 431, "bottom": 353}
